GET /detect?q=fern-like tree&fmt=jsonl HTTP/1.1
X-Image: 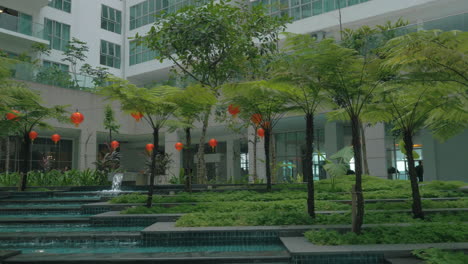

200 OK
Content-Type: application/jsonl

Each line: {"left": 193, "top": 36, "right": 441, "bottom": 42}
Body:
{"left": 103, "top": 104, "right": 120, "bottom": 143}
{"left": 136, "top": 0, "right": 286, "bottom": 183}
{"left": 313, "top": 38, "right": 386, "bottom": 234}
{"left": 168, "top": 85, "right": 217, "bottom": 192}
{"left": 223, "top": 82, "right": 290, "bottom": 191}
{"left": 3, "top": 87, "right": 68, "bottom": 191}
{"left": 266, "top": 33, "right": 330, "bottom": 218}
{"left": 99, "top": 77, "right": 180, "bottom": 207}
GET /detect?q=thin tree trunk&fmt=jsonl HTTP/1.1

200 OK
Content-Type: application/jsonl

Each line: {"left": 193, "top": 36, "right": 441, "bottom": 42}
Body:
{"left": 270, "top": 133, "right": 276, "bottom": 183}
{"left": 196, "top": 111, "right": 210, "bottom": 184}
{"left": 360, "top": 122, "right": 370, "bottom": 175}
{"left": 146, "top": 128, "right": 159, "bottom": 208}
{"left": 403, "top": 130, "right": 424, "bottom": 219}
{"left": 350, "top": 115, "right": 364, "bottom": 234}
{"left": 184, "top": 127, "right": 192, "bottom": 193}
{"left": 305, "top": 113, "right": 315, "bottom": 218}
{"left": 109, "top": 129, "right": 112, "bottom": 143}
{"left": 20, "top": 132, "right": 32, "bottom": 191}
{"left": 252, "top": 127, "right": 257, "bottom": 182}
{"left": 5, "top": 136, "right": 10, "bottom": 174}
{"left": 264, "top": 127, "right": 272, "bottom": 191}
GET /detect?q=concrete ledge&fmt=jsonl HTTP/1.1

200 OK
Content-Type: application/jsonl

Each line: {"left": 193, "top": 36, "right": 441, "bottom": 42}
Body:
{"left": 90, "top": 211, "right": 182, "bottom": 227}
{"left": 0, "top": 250, "right": 21, "bottom": 261}
{"left": 0, "top": 217, "right": 89, "bottom": 224}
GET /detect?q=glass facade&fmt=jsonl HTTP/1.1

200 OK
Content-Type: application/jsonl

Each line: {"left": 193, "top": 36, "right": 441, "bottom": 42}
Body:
{"left": 101, "top": 5, "right": 122, "bottom": 34}
{"left": 252, "top": 0, "right": 371, "bottom": 21}
{"left": 48, "top": 0, "right": 72, "bottom": 13}
{"left": 0, "top": 137, "right": 73, "bottom": 172}
{"left": 43, "top": 60, "right": 69, "bottom": 72}
{"left": 129, "top": 40, "right": 158, "bottom": 65}
{"left": 44, "top": 18, "right": 71, "bottom": 51}
{"left": 129, "top": 0, "right": 210, "bottom": 30}
{"left": 275, "top": 130, "right": 326, "bottom": 182}
{"left": 100, "top": 40, "right": 121, "bottom": 69}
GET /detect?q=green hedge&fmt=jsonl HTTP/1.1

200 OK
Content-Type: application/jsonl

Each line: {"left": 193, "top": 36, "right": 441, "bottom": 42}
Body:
{"left": 0, "top": 169, "right": 109, "bottom": 187}
{"left": 413, "top": 248, "right": 468, "bottom": 264}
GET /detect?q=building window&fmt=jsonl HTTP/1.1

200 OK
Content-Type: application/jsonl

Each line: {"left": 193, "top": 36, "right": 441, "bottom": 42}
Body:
{"left": 100, "top": 40, "right": 121, "bottom": 69}
{"left": 48, "top": 0, "right": 72, "bottom": 13}
{"left": 44, "top": 18, "right": 70, "bottom": 51}
{"left": 129, "top": 0, "right": 210, "bottom": 30}
{"left": 129, "top": 40, "right": 158, "bottom": 65}
{"left": 101, "top": 5, "right": 122, "bottom": 34}
{"left": 252, "top": 0, "right": 371, "bottom": 22}
{"left": 43, "top": 60, "right": 69, "bottom": 72}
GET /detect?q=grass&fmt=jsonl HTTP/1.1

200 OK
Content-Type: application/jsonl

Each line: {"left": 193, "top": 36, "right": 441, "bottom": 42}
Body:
{"left": 412, "top": 248, "right": 468, "bottom": 264}
{"left": 304, "top": 223, "right": 468, "bottom": 245}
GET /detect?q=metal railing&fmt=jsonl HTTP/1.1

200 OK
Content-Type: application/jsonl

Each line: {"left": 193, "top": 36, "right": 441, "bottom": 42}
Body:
{"left": 0, "top": 12, "right": 46, "bottom": 40}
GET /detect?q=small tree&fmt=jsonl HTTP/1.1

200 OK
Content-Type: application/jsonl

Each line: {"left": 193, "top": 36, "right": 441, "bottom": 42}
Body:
{"left": 223, "top": 82, "right": 290, "bottom": 191}
{"left": 169, "top": 85, "right": 216, "bottom": 191}
{"left": 99, "top": 77, "right": 180, "bottom": 207}
{"left": 62, "top": 38, "right": 89, "bottom": 87}
{"left": 3, "top": 88, "right": 68, "bottom": 190}
{"left": 137, "top": 0, "right": 286, "bottom": 183}
{"left": 103, "top": 104, "right": 120, "bottom": 143}
{"left": 80, "top": 63, "right": 110, "bottom": 87}
{"left": 266, "top": 33, "right": 330, "bottom": 218}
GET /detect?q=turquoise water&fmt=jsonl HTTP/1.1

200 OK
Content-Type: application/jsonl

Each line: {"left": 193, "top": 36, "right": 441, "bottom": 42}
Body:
{"left": 0, "top": 213, "right": 91, "bottom": 218}
{"left": 17, "top": 243, "right": 286, "bottom": 254}
{"left": 0, "top": 203, "right": 83, "bottom": 208}
{"left": 4, "top": 196, "right": 100, "bottom": 200}
{"left": 0, "top": 224, "right": 145, "bottom": 232}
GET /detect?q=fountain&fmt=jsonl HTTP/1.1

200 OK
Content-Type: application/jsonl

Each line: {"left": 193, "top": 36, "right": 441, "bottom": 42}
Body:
{"left": 101, "top": 173, "right": 124, "bottom": 194}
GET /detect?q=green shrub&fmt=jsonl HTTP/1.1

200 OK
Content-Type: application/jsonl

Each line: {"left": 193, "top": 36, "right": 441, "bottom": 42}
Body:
{"left": 412, "top": 248, "right": 468, "bottom": 264}
{"left": 304, "top": 223, "right": 468, "bottom": 245}
{"left": 0, "top": 169, "right": 109, "bottom": 187}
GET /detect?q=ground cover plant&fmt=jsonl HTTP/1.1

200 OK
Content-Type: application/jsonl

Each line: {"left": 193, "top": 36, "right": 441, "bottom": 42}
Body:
{"left": 304, "top": 223, "right": 468, "bottom": 245}
{"left": 0, "top": 169, "right": 108, "bottom": 187}
{"left": 412, "top": 248, "right": 468, "bottom": 264}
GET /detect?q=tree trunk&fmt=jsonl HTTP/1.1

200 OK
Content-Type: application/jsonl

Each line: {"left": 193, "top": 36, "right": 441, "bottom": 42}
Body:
{"left": 252, "top": 127, "right": 257, "bottom": 182}
{"left": 403, "top": 130, "right": 424, "bottom": 219}
{"left": 360, "top": 122, "right": 370, "bottom": 175}
{"left": 350, "top": 115, "right": 364, "bottom": 234}
{"left": 184, "top": 127, "right": 192, "bottom": 193}
{"left": 20, "top": 132, "right": 32, "bottom": 191}
{"left": 5, "top": 136, "right": 10, "bottom": 174}
{"left": 146, "top": 128, "right": 159, "bottom": 208}
{"left": 109, "top": 129, "right": 112, "bottom": 143}
{"left": 305, "top": 113, "right": 315, "bottom": 218}
{"left": 264, "top": 127, "right": 272, "bottom": 191}
{"left": 196, "top": 111, "right": 210, "bottom": 184}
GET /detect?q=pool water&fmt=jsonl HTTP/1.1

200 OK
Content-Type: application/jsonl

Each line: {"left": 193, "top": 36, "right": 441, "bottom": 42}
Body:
{"left": 0, "top": 224, "right": 146, "bottom": 232}
{"left": 0, "top": 203, "right": 83, "bottom": 208}
{"left": 16, "top": 243, "right": 286, "bottom": 254}
{"left": 0, "top": 213, "right": 92, "bottom": 218}
{"left": 4, "top": 196, "right": 100, "bottom": 200}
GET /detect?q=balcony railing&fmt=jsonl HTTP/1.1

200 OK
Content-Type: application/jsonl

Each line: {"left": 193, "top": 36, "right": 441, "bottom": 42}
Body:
{"left": 0, "top": 12, "right": 46, "bottom": 40}
{"left": 8, "top": 60, "right": 98, "bottom": 91}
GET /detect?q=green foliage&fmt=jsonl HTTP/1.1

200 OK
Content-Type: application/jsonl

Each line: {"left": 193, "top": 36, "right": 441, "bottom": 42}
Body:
{"left": 103, "top": 104, "right": 120, "bottom": 141}
{"left": 305, "top": 223, "right": 468, "bottom": 245}
{"left": 412, "top": 248, "right": 468, "bottom": 264}
{"left": 35, "top": 66, "right": 74, "bottom": 88}
{"left": 80, "top": 64, "right": 109, "bottom": 87}
{"left": 0, "top": 169, "right": 108, "bottom": 186}
{"left": 62, "top": 37, "right": 89, "bottom": 85}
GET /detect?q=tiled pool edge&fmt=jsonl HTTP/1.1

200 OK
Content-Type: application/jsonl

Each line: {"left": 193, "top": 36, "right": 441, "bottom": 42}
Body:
{"left": 90, "top": 211, "right": 182, "bottom": 226}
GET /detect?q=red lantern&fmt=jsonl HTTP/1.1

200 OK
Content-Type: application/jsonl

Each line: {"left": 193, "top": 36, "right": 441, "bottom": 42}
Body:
{"left": 6, "top": 110, "right": 20, "bottom": 121}
{"left": 208, "top": 138, "right": 218, "bottom": 151}
{"left": 257, "top": 128, "right": 265, "bottom": 138}
{"left": 70, "top": 111, "right": 84, "bottom": 127}
{"left": 145, "top": 143, "right": 155, "bottom": 153}
{"left": 29, "top": 131, "right": 38, "bottom": 142}
{"left": 251, "top": 114, "right": 262, "bottom": 125}
{"left": 175, "top": 142, "right": 184, "bottom": 151}
{"left": 111, "top": 140, "right": 120, "bottom": 150}
{"left": 51, "top": 134, "right": 61, "bottom": 144}
{"left": 131, "top": 112, "right": 144, "bottom": 122}
{"left": 228, "top": 104, "right": 240, "bottom": 118}
{"left": 262, "top": 121, "right": 271, "bottom": 129}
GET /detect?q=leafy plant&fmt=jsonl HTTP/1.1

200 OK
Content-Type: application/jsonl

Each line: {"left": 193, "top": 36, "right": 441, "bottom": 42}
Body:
{"left": 62, "top": 37, "right": 89, "bottom": 87}
{"left": 412, "top": 248, "right": 468, "bottom": 264}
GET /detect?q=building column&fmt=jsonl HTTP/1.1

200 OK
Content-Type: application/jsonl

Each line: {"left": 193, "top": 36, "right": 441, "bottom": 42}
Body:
{"left": 226, "top": 138, "right": 241, "bottom": 182}
{"left": 164, "top": 131, "right": 181, "bottom": 184}
{"left": 364, "top": 123, "right": 387, "bottom": 179}
{"left": 248, "top": 126, "right": 265, "bottom": 182}
{"left": 78, "top": 128, "right": 96, "bottom": 170}
{"left": 421, "top": 130, "right": 438, "bottom": 181}
{"left": 324, "top": 121, "right": 344, "bottom": 157}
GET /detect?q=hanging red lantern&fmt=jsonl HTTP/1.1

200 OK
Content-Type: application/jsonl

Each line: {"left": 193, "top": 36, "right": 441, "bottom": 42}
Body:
{"left": 51, "top": 134, "right": 61, "bottom": 144}
{"left": 175, "top": 142, "right": 184, "bottom": 151}
{"left": 6, "top": 110, "right": 20, "bottom": 121}
{"left": 208, "top": 138, "right": 218, "bottom": 151}
{"left": 111, "top": 140, "right": 120, "bottom": 150}
{"left": 228, "top": 104, "right": 240, "bottom": 118}
{"left": 29, "top": 131, "right": 38, "bottom": 142}
{"left": 131, "top": 112, "right": 144, "bottom": 122}
{"left": 251, "top": 114, "right": 262, "bottom": 125}
{"left": 262, "top": 121, "right": 271, "bottom": 129}
{"left": 70, "top": 111, "right": 84, "bottom": 127}
{"left": 257, "top": 128, "right": 265, "bottom": 138}
{"left": 145, "top": 143, "right": 155, "bottom": 153}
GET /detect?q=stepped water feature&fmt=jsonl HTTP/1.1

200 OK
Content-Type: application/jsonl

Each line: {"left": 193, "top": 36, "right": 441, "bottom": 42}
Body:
{"left": 101, "top": 173, "right": 124, "bottom": 194}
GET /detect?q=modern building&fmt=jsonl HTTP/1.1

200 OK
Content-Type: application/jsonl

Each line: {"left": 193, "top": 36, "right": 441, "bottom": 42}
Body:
{"left": 0, "top": 0, "right": 466, "bottom": 183}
